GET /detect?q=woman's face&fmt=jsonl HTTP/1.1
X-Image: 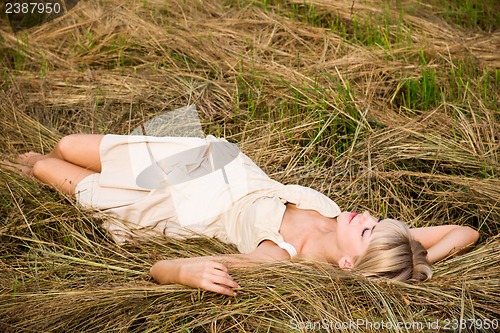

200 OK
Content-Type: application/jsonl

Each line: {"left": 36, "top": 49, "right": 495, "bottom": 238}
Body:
{"left": 335, "top": 211, "right": 380, "bottom": 266}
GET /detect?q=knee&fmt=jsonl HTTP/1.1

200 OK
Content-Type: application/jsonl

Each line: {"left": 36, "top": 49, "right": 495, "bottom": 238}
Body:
{"left": 56, "top": 135, "right": 80, "bottom": 160}
{"left": 31, "top": 158, "right": 52, "bottom": 180}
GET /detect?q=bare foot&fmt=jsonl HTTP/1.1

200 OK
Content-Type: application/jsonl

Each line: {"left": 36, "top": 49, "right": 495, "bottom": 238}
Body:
{"left": 18, "top": 151, "right": 46, "bottom": 166}
{"left": 1, "top": 159, "right": 33, "bottom": 175}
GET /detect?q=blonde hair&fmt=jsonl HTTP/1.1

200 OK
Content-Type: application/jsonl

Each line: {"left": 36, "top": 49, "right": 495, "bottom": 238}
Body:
{"left": 354, "top": 219, "right": 432, "bottom": 281}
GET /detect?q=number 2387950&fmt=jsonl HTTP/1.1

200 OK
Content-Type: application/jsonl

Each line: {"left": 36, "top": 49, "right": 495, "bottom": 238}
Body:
{"left": 5, "top": 2, "right": 62, "bottom": 14}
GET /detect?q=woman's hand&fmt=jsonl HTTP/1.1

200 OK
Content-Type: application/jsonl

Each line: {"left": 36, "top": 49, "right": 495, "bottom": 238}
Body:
{"left": 150, "top": 258, "right": 240, "bottom": 296}
{"left": 178, "top": 260, "right": 240, "bottom": 296}
{"left": 150, "top": 240, "right": 289, "bottom": 296}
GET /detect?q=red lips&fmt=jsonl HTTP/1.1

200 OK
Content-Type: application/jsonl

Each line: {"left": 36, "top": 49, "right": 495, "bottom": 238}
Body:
{"left": 349, "top": 212, "right": 358, "bottom": 223}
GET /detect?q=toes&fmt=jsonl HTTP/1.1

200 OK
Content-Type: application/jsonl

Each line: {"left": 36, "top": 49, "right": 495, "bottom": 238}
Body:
{"left": 20, "top": 151, "right": 33, "bottom": 156}
{"left": 27, "top": 151, "right": 40, "bottom": 156}
{"left": 18, "top": 151, "right": 43, "bottom": 165}
{"left": 18, "top": 152, "right": 32, "bottom": 161}
{"left": 1, "top": 159, "right": 32, "bottom": 175}
{"left": 19, "top": 151, "right": 39, "bottom": 159}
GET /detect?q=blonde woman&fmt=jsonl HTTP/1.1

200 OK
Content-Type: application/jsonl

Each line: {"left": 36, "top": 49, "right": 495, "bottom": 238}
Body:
{"left": 3, "top": 134, "right": 480, "bottom": 296}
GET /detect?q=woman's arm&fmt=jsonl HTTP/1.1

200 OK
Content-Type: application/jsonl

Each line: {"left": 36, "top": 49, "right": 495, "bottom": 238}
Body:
{"left": 410, "top": 225, "right": 480, "bottom": 264}
{"left": 150, "top": 240, "right": 290, "bottom": 296}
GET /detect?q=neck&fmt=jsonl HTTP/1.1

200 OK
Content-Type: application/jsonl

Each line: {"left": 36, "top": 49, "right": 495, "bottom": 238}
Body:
{"left": 280, "top": 204, "right": 341, "bottom": 264}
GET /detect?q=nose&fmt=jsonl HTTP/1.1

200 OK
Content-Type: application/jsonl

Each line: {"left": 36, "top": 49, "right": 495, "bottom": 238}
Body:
{"left": 360, "top": 211, "right": 378, "bottom": 225}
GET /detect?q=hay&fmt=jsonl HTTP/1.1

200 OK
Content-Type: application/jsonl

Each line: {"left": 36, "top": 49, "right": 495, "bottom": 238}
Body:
{"left": 1, "top": 0, "right": 499, "bottom": 331}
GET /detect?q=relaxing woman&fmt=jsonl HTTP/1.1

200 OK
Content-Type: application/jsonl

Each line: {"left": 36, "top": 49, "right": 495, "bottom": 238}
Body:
{"left": 3, "top": 134, "right": 480, "bottom": 296}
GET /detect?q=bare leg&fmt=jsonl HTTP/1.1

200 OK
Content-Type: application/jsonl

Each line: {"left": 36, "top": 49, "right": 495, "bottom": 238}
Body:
{"left": 31, "top": 157, "right": 96, "bottom": 195}
{"left": 9, "top": 134, "right": 104, "bottom": 171}
{"left": 42, "top": 134, "right": 105, "bottom": 172}
{"left": 2, "top": 134, "right": 105, "bottom": 195}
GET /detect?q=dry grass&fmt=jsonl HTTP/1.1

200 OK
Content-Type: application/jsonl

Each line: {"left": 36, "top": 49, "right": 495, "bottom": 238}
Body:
{"left": 0, "top": 0, "right": 499, "bottom": 332}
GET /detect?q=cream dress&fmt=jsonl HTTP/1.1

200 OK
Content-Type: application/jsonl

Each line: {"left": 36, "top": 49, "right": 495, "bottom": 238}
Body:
{"left": 75, "top": 134, "right": 342, "bottom": 257}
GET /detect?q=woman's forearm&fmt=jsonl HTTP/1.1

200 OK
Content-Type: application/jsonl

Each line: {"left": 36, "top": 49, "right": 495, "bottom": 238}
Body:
{"left": 150, "top": 258, "right": 183, "bottom": 285}
{"left": 426, "top": 226, "right": 480, "bottom": 263}
{"left": 150, "top": 241, "right": 291, "bottom": 296}
{"left": 150, "top": 256, "right": 250, "bottom": 296}
{"left": 150, "top": 253, "right": 264, "bottom": 284}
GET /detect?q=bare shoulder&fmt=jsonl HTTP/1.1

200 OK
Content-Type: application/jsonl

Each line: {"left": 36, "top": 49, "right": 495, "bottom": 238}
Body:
{"left": 252, "top": 240, "right": 292, "bottom": 261}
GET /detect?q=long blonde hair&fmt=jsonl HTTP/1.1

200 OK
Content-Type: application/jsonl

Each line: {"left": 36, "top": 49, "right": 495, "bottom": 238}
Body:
{"left": 354, "top": 219, "right": 432, "bottom": 281}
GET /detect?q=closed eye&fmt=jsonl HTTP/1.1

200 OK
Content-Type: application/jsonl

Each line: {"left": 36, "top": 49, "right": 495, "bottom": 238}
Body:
{"left": 362, "top": 225, "right": 376, "bottom": 238}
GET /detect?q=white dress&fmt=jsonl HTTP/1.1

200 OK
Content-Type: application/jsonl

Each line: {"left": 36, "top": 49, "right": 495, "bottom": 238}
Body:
{"left": 75, "top": 134, "right": 342, "bottom": 256}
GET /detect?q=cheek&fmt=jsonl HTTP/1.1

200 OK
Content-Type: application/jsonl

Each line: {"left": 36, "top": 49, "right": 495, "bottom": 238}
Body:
{"left": 336, "top": 228, "right": 360, "bottom": 253}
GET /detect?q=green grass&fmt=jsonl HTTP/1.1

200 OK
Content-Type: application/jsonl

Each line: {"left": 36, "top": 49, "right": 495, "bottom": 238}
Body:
{"left": 430, "top": 0, "right": 500, "bottom": 31}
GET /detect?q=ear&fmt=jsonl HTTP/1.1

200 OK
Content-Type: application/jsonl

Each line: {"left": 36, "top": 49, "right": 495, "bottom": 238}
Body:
{"left": 338, "top": 256, "right": 354, "bottom": 270}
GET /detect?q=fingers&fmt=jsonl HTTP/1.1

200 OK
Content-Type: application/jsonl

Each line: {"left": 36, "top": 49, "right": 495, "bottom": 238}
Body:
{"left": 208, "top": 261, "right": 240, "bottom": 287}
{"left": 210, "top": 273, "right": 240, "bottom": 289}
{"left": 210, "top": 261, "right": 228, "bottom": 273}
{"left": 209, "top": 264, "right": 237, "bottom": 283}
{"left": 201, "top": 280, "right": 239, "bottom": 297}
{"left": 203, "top": 262, "right": 241, "bottom": 296}
{"left": 204, "top": 279, "right": 240, "bottom": 297}
{"left": 181, "top": 260, "right": 242, "bottom": 297}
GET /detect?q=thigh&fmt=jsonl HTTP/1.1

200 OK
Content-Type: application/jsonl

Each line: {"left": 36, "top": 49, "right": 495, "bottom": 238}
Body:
{"left": 57, "top": 134, "right": 104, "bottom": 172}
{"left": 32, "top": 157, "right": 97, "bottom": 195}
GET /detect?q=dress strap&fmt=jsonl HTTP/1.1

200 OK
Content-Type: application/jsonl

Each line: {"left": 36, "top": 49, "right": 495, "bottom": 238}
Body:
{"left": 277, "top": 241, "right": 298, "bottom": 258}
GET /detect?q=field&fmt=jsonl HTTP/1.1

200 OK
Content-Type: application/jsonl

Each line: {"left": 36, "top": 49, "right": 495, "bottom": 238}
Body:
{"left": 0, "top": 0, "right": 499, "bottom": 332}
